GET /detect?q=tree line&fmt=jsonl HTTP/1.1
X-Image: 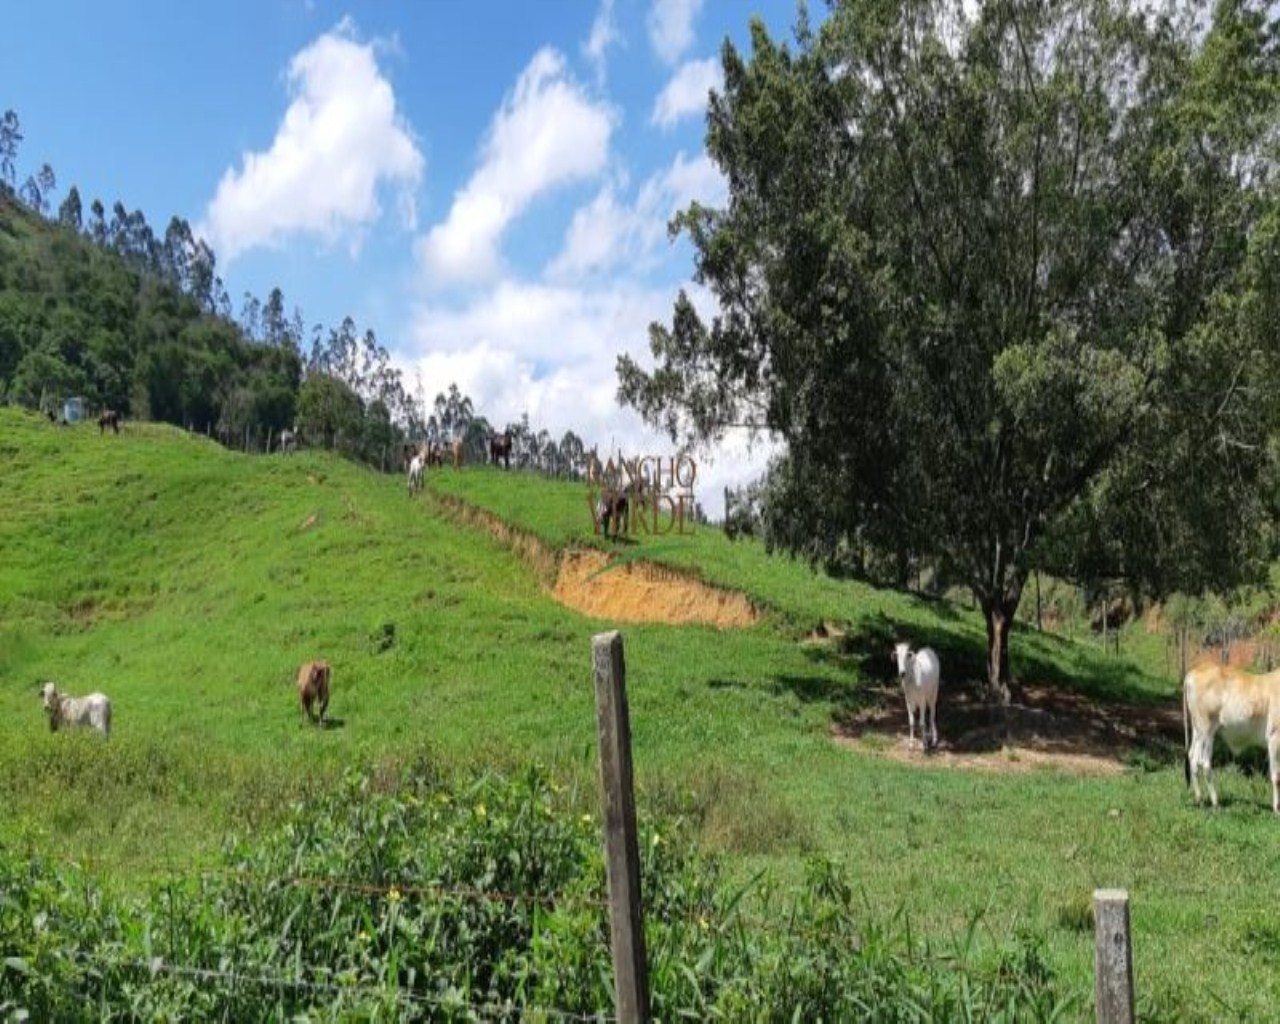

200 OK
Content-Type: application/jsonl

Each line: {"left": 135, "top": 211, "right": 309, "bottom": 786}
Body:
{"left": 0, "top": 109, "right": 591, "bottom": 478}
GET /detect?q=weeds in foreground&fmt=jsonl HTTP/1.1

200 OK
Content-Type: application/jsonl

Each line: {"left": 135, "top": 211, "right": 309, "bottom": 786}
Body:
{"left": 1, "top": 761, "right": 1079, "bottom": 1021}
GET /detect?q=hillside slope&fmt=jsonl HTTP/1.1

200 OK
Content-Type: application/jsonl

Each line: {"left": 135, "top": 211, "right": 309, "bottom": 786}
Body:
{"left": 10, "top": 408, "right": 1280, "bottom": 1014}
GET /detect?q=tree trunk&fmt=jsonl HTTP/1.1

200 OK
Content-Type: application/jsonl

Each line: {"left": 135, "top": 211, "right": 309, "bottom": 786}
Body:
{"left": 982, "top": 599, "right": 1014, "bottom": 706}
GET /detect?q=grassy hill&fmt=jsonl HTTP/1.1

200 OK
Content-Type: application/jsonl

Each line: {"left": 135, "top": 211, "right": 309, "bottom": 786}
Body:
{"left": 3, "top": 405, "right": 1278, "bottom": 1016}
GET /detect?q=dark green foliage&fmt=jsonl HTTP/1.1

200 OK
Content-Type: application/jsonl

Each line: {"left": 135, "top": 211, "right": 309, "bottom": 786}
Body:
{"left": 619, "top": 1, "right": 1280, "bottom": 697}
{"left": 0, "top": 190, "right": 307, "bottom": 445}
{"left": 0, "top": 129, "right": 591, "bottom": 478}
{"left": 0, "top": 764, "right": 1077, "bottom": 1020}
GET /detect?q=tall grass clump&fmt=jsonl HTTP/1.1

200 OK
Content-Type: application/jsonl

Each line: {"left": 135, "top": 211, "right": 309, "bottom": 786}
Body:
{"left": 0, "top": 760, "right": 1082, "bottom": 1020}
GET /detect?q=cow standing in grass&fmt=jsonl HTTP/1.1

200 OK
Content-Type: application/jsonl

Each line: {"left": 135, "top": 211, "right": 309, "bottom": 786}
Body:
{"left": 40, "top": 682, "right": 111, "bottom": 738}
{"left": 1184, "top": 659, "right": 1280, "bottom": 812}
{"left": 892, "top": 642, "right": 940, "bottom": 750}
{"left": 490, "top": 431, "right": 512, "bottom": 469}
{"left": 596, "top": 488, "right": 629, "bottom": 541}
{"left": 407, "top": 452, "right": 425, "bottom": 496}
{"left": 297, "top": 660, "right": 331, "bottom": 726}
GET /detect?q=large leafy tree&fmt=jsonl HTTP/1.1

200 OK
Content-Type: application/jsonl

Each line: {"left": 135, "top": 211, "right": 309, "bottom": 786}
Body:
{"left": 619, "top": 0, "right": 1280, "bottom": 700}
{"left": 297, "top": 373, "right": 363, "bottom": 453}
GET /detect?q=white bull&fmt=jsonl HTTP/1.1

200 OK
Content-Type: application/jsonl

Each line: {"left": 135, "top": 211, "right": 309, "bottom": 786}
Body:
{"left": 407, "top": 453, "right": 425, "bottom": 495}
{"left": 1184, "top": 659, "right": 1280, "bottom": 812}
{"left": 40, "top": 681, "right": 111, "bottom": 738}
{"left": 892, "top": 642, "right": 940, "bottom": 749}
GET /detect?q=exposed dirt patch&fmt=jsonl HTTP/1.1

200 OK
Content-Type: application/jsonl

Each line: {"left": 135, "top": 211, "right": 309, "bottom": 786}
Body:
{"left": 553, "top": 550, "right": 759, "bottom": 628}
{"left": 834, "top": 681, "right": 1184, "bottom": 776}
{"left": 431, "top": 493, "right": 758, "bottom": 628}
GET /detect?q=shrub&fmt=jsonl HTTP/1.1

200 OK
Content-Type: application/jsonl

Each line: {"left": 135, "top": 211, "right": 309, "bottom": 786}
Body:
{"left": 0, "top": 761, "right": 1079, "bottom": 1020}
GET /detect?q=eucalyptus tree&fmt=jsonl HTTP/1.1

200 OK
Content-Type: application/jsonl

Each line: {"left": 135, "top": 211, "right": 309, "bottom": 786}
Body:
{"left": 57, "top": 185, "right": 82, "bottom": 232}
{"left": 0, "top": 109, "right": 21, "bottom": 193}
{"left": 619, "top": 0, "right": 1280, "bottom": 699}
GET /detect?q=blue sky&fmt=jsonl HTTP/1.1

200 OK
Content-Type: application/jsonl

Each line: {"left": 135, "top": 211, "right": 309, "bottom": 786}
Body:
{"left": 5, "top": 0, "right": 806, "bottom": 510}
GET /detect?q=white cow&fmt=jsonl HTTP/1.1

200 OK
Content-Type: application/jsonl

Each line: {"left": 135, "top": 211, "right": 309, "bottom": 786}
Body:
{"left": 892, "top": 642, "right": 940, "bottom": 749}
{"left": 39, "top": 681, "right": 111, "bottom": 738}
{"left": 1183, "top": 659, "right": 1280, "bottom": 812}
{"left": 407, "top": 453, "right": 425, "bottom": 496}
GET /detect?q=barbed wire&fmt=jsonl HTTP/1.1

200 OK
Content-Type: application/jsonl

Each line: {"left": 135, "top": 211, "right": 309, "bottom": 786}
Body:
{"left": 47, "top": 948, "right": 617, "bottom": 1023}
{"left": 29, "top": 853, "right": 611, "bottom": 911}
{"left": 21, "top": 852, "right": 972, "bottom": 954}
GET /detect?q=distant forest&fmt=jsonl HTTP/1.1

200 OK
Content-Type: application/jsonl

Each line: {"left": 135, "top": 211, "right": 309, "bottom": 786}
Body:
{"left": 0, "top": 109, "right": 592, "bottom": 476}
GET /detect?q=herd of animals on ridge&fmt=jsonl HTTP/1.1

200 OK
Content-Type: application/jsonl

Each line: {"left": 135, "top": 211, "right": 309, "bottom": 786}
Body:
{"left": 28, "top": 410, "right": 1280, "bottom": 814}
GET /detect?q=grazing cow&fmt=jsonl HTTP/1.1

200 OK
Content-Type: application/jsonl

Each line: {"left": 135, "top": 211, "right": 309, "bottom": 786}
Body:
{"left": 426, "top": 442, "right": 445, "bottom": 468}
{"left": 452, "top": 438, "right": 464, "bottom": 470}
{"left": 278, "top": 428, "right": 297, "bottom": 454}
{"left": 891, "top": 642, "right": 940, "bottom": 749}
{"left": 1183, "top": 659, "right": 1280, "bottom": 812}
{"left": 98, "top": 410, "right": 121, "bottom": 434}
{"left": 489, "top": 431, "right": 512, "bottom": 469}
{"left": 297, "top": 660, "right": 331, "bottom": 726}
{"left": 596, "top": 488, "right": 629, "bottom": 541}
{"left": 39, "top": 682, "right": 111, "bottom": 738}
{"left": 407, "top": 453, "right": 425, "bottom": 495}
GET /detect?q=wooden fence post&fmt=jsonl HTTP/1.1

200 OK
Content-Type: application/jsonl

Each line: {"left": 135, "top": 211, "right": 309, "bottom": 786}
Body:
{"left": 591, "top": 631, "right": 651, "bottom": 1024}
{"left": 1094, "top": 888, "right": 1134, "bottom": 1024}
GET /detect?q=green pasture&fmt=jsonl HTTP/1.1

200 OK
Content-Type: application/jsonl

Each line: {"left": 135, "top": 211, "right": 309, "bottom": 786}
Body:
{"left": 2, "top": 406, "right": 1277, "bottom": 1018}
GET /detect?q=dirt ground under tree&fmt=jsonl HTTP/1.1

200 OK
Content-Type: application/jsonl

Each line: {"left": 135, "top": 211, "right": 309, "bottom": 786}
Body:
{"left": 833, "top": 677, "right": 1186, "bottom": 776}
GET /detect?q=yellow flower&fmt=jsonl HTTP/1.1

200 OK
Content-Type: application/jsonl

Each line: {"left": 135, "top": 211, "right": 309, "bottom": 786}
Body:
{"left": 358, "top": 930, "right": 371, "bottom": 944}
{"left": 580, "top": 813, "right": 593, "bottom": 825}
{"left": 698, "top": 915, "right": 709, "bottom": 931}
{"left": 651, "top": 832, "right": 662, "bottom": 848}
{"left": 388, "top": 887, "right": 402, "bottom": 904}
{"left": 475, "top": 803, "right": 487, "bottom": 819}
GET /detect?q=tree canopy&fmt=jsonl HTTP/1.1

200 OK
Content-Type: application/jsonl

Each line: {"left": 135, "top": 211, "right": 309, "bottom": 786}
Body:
{"left": 619, "top": 0, "right": 1280, "bottom": 698}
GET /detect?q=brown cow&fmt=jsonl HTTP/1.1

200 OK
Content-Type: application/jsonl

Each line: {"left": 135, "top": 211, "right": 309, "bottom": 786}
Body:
{"left": 452, "top": 438, "right": 464, "bottom": 470}
{"left": 596, "top": 488, "right": 629, "bottom": 540}
{"left": 297, "top": 660, "right": 331, "bottom": 726}
{"left": 489, "top": 431, "right": 512, "bottom": 469}
{"left": 98, "top": 410, "right": 121, "bottom": 434}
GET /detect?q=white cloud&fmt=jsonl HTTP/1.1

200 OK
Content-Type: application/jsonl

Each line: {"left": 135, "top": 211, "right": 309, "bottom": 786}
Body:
{"left": 404, "top": 275, "right": 772, "bottom": 518}
{"left": 647, "top": 0, "right": 703, "bottom": 65}
{"left": 651, "top": 57, "right": 721, "bottom": 128}
{"left": 548, "top": 150, "right": 725, "bottom": 280}
{"left": 418, "top": 48, "right": 615, "bottom": 285}
{"left": 583, "top": 0, "right": 620, "bottom": 85}
{"left": 199, "top": 20, "right": 423, "bottom": 262}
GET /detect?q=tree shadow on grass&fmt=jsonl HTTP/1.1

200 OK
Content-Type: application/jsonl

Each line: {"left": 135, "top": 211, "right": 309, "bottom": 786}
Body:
{"left": 794, "top": 610, "right": 1186, "bottom": 769}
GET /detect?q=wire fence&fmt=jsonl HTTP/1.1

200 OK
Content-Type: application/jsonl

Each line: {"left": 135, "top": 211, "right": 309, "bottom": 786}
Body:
{"left": 40, "top": 852, "right": 612, "bottom": 911}
{"left": 29, "top": 849, "right": 966, "bottom": 954}
{"left": 52, "top": 947, "right": 617, "bottom": 1023}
